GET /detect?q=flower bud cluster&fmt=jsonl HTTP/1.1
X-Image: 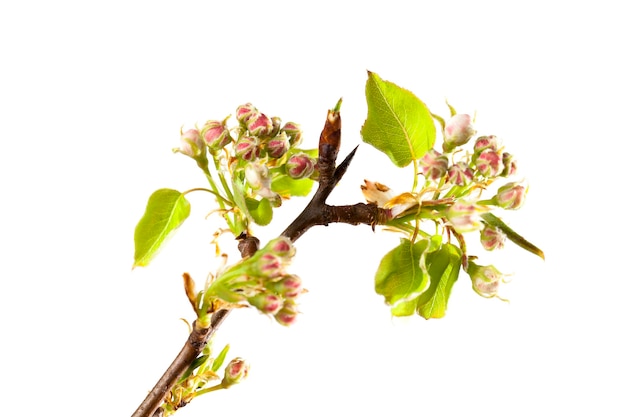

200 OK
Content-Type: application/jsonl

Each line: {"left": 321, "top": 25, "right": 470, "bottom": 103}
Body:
{"left": 234, "top": 103, "right": 309, "bottom": 163}
{"left": 179, "top": 104, "right": 320, "bottom": 227}
{"left": 239, "top": 237, "right": 303, "bottom": 326}
{"left": 231, "top": 104, "right": 319, "bottom": 202}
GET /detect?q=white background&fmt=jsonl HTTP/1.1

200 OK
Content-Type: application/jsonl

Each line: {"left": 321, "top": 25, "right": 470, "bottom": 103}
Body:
{"left": 1, "top": 1, "right": 624, "bottom": 416}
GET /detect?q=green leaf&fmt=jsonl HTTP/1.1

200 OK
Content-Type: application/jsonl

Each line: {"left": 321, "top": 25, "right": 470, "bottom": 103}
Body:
{"left": 246, "top": 197, "right": 273, "bottom": 226}
{"left": 211, "top": 344, "right": 230, "bottom": 372}
{"left": 481, "top": 212, "right": 545, "bottom": 260}
{"left": 361, "top": 71, "right": 436, "bottom": 167}
{"left": 179, "top": 355, "right": 209, "bottom": 382}
{"left": 416, "top": 244, "right": 462, "bottom": 319}
{"left": 133, "top": 188, "right": 191, "bottom": 268}
{"left": 271, "top": 174, "right": 314, "bottom": 197}
{"left": 375, "top": 239, "right": 431, "bottom": 307}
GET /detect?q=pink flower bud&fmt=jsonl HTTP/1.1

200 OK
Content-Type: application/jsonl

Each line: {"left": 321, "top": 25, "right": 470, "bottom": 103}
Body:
{"left": 236, "top": 103, "right": 258, "bottom": 123}
{"left": 475, "top": 149, "right": 504, "bottom": 177}
{"left": 257, "top": 253, "right": 283, "bottom": 278}
{"left": 447, "top": 162, "right": 474, "bottom": 186}
{"left": 446, "top": 200, "right": 488, "bottom": 233}
{"left": 420, "top": 149, "right": 449, "bottom": 180}
{"left": 177, "top": 128, "right": 205, "bottom": 158}
{"left": 274, "top": 299, "right": 298, "bottom": 326}
{"left": 493, "top": 182, "right": 526, "bottom": 210}
{"left": 222, "top": 357, "right": 250, "bottom": 388}
{"left": 281, "top": 122, "right": 303, "bottom": 146}
{"left": 265, "top": 131, "right": 290, "bottom": 158}
{"left": 234, "top": 136, "right": 260, "bottom": 161}
{"left": 286, "top": 152, "right": 315, "bottom": 179}
{"left": 480, "top": 225, "right": 506, "bottom": 251}
{"left": 201, "top": 120, "right": 232, "bottom": 151}
{"left": 270, "top": 116, "right": 282, "bottom": 137}
{"left": 269, "top": 274, "right": 303, "bottom": 298}
{"left": 474, "top": 135, "right": 499, "bottom": 154}
{"left": 248, "top": 292, "right": 283, "bottom": 315}
{"left": 443, "top": 114, "right": 476, "bottom": 152}
{"left": 500, "top": 152, "right": 517, "bottom": 177}
{"left": 247, "top": 112, "right": 273, "bottom": 137}
{"left": 467, "top": 262, "right": 503, "bottom": 298}
{"left": 268, "top": 237, "right": 296, "bottom": 258}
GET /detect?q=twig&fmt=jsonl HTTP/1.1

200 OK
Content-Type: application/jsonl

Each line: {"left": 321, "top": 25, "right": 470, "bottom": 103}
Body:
{"left": 131, "top": 103, "right": 390, "bottom": 417}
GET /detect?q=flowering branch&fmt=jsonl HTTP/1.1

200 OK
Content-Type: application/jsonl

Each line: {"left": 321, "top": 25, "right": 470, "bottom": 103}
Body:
{"left": 130, "top": 71, "right": 543, "bottom": 417}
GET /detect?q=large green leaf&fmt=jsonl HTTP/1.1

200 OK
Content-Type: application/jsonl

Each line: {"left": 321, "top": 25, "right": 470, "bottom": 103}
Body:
{"left": 375, "top": 239, "right": 431, "bottom": 307}
{"left": 481, "top": 212, "right": 545, "bottom": 260}
{"left": 133, "top": 188, "right": 191, "bottom": 268}
{"left": 361, "top": 71, "right": 436, "bottom": 167}
{"left": 416, "top": 244, "right": 462, "bottom": 319}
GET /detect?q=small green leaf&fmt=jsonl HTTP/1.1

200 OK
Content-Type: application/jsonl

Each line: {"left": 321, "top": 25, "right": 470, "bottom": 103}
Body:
{"left": 271, "top": 174, "right": 314, "bottom": 197}
{"left": 133, "top": 189, "right": 191, "bottom": 268}
{"left": 416, "top": 244, "right": 462, "bottom": 319}
{"left": 179, "top": 355, "right": 209, "bottom": 382}
{"left": 211, "top": 344, "right": 230, "bottom": 372}
{"left": 361, "top": 71, "right": 436, "bottom": 167}
{"left": 375, "top": 239, "right": 430, "bottom": 307}
{"left": 481, "top": 212, "right": 545, "bottom": 260}
{"left": 246, "top": 197, "right": 273, "bottom": 226}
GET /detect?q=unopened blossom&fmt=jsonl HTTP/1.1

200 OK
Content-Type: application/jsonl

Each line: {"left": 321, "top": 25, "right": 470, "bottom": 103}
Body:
{"left": 467, "top": 262, "right": 504, "bottom": 298}
{"left": 265, "top": 131, "right": 290, "bottom": 158}
{"left": 500, "top": 152, "right": 517, "bottom": 177}
{"left": 274, "top": 299, "right": 298, "bottom": 326}
{"left": 446, "top": 201, "right": 488, "bottom": 233}
{"left": 247, "top": 292, "right": 283, "bottom": 315}
{"left": 257, "top": 253, "right": 283, "bottom": 278}
{"left": 270, "top": 116, "right": 282, "bottom": 137}
{"left": 222, "top": 358, "right": 250, "bottom": 388}
{"left": 177, "top": 128, "right": 205, "bottom": 158}
{"left": 474, "top": 135, "right": 499, "bottom": 154}
{"left": 420, "top": 149, "right": 449, "bottom": 180}
{"left": 269, "top": 274, "right": 303, "bottom": 298}
{"left": 202, "top": 120, "right": 232, "bottom": 151}
{"left": 247, "top": 112, "right": 273, "bottom": 137}
{"left": 281, "top": 121, "right": 303, "bottom": 145}
{"left": 480, "top": 225, "right": 506, "bottom": 251}
{"left": 443, "top": 114, "right": 476, "bottom": 152}
{"left": 236, "top": 103, "right": 258, "bottom": 123}
{"left": 493, "top": 182, "right": 526, "bottom": 210}
{"left": 286, "top": 153, "right": 315, "bottom": 179}
{"left": 234, "top": 136, "right": 260, "bottom": 161}
{"left": 267, "top": 236, "right": 296, "bottom": 258}
{"left": 475, "top": 149, "right": 504, "bottom": 177}
{"left": 447, "top": 162, "right": 474, "bottom": 186}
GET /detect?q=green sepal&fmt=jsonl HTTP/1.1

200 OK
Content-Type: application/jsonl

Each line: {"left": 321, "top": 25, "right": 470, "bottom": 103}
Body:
{"left": 481, "top": 212, "right": 545, "bottom": 260}
{"left": 361, "top": 71, "right": 436, "bottom": 167}
{"left": 133, "top": 188, "right": 191, "bottom": 268}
